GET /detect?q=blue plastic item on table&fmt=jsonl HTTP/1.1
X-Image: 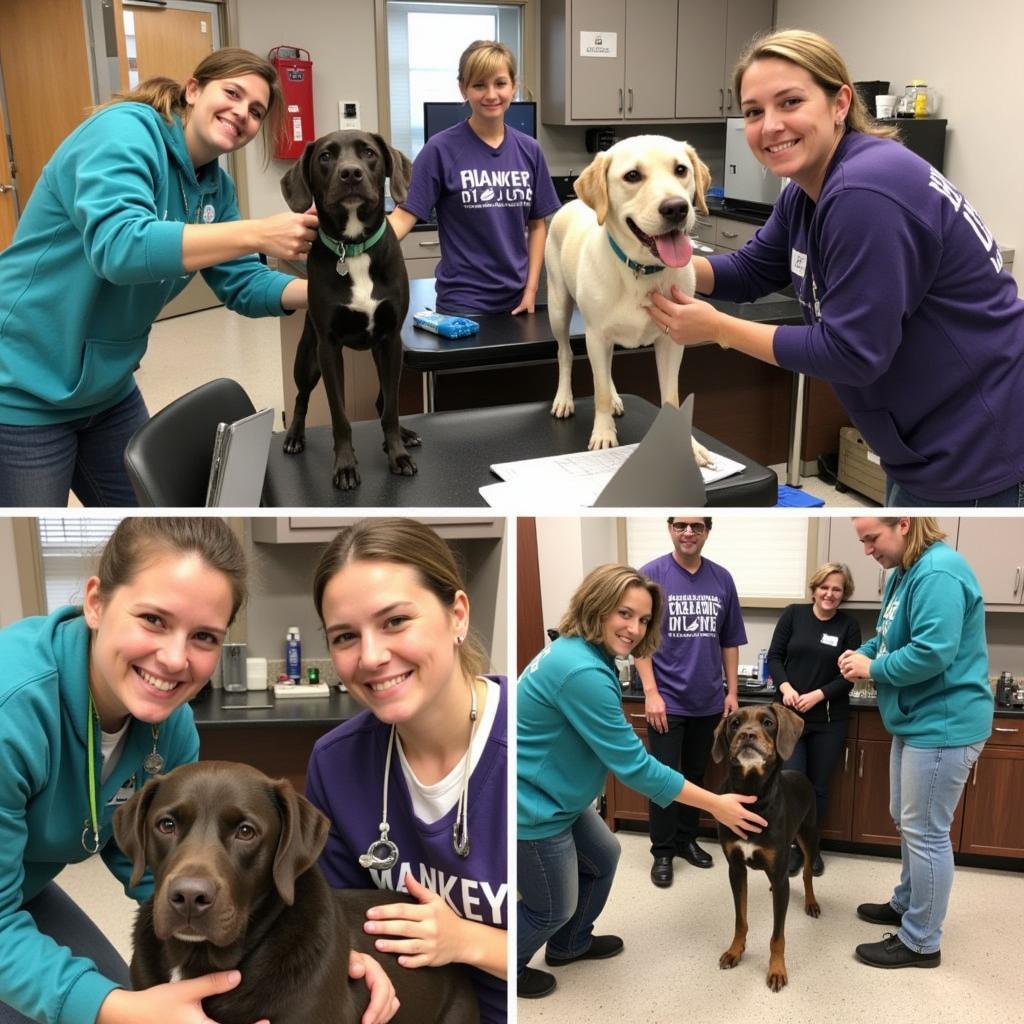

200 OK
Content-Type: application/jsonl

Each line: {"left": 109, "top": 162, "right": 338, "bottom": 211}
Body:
{"left": 413, "top": 310, "right": 481, "bottom": 338}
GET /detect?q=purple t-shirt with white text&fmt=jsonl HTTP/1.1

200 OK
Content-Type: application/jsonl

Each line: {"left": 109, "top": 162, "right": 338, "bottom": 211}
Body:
{"left": 401, "top": 121, "right": 561, "bottom": 314}
{"left": 641, "top": 554, "right": 747, "bottom": 717}
{"left": 306, "top": 676, "right": 508, "bottom": 1023}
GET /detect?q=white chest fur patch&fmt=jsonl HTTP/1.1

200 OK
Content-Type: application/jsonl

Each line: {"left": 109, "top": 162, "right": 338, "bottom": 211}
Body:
{"left": 344, "top": 253, "right": 379, "bottom": 326}
{"left": 733, "top": 840, "right": 760, "bottom": 864}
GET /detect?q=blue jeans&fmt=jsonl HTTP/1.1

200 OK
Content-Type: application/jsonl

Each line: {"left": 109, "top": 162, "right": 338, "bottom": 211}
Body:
{"left": 0, "top": 387, "right": 148, "bottom": 507}
{"left": 885, "top": 477, "right": 1024, "bottom": 507}
{"left": 517, "top": 806, "right": 621, "bottom": 976}
{"left": 0, "top": 882, "right": 131, "bottom": 1023}
{"left": 887, "top": 737, "right": 985, "bottom": 954}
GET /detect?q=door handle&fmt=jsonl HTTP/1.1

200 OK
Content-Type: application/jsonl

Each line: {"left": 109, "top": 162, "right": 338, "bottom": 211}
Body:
{"left": 719, "top": 88, "right": 724, "bottom": 114}
{"left": 619, "top": 87, "right": 624, "bottom": 114}
{"left": 858, "top": 748, "right": 864, "bottom": 779}
{"left": 627, "top": 88, "right": 634, "bottom": 113}
{"left": 878, "top": 568, "right": 884, "bottom": 594}
{"left": 726, "top": 88, "right": 734, "bottom": 111}
{"left": 844, "top": 745, "right": 849, "bottom": 772}
{"left": 0, "top": 183, "right": 16, "bottom": 193}
{"left": 721, "top": 230, "right": 739, "bottom": 240}
{"left": 1014, "top": 565, "right": 1022, "bottom": 597}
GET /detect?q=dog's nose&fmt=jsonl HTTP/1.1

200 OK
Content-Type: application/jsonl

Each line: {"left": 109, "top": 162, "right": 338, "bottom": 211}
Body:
{"left": 338, "top": 163, "right": 364, "bottom": 184}
{"left": 168, "top": 877, "right": 217, "bottom": 919}
{"left": 658, "top": 198, "right": 690, "bottom": 223}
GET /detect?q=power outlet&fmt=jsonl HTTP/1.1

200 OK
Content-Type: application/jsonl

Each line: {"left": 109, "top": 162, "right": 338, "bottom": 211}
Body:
{"left": 339, "top": 100, "right": 360, "bottom": 130}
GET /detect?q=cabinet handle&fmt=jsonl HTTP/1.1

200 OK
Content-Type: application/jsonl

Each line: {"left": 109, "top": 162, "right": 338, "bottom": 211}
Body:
{"left": 628, "top": 87, "right": 634, "bottom": 112}
{"left": 994, "top": 726, "right": 1019, "bottom": 734}
{"left": 972, "top": 762, "right": 978, "bottom": 787}
{"left": 858, "top": 748, "right": 864, "bottom": 779}
{"left": 629, "top": 713, "right": 646, "bottom": 723}
{"left": 417, "top": 240, "right": 440, "bottom": 248}
{"left": 721, "top": 230, "right": 739, "bottom": 239}
{"left": 844, "top": 745, "right": 849, "bottom": 772}
{"left": 1014, "top": 566, "right": 1022, "bottom": 596}
{"left": 619, "top": 87, "right": 624, "bottom": 114}
{"left": 726, "top": 87, "right": 734, "bottom": 111}
{"left": 719, "top": 88, "right": 724, "bottom": 114}
{"left": 878, "top": 568, "right": 884, "bottom": 595}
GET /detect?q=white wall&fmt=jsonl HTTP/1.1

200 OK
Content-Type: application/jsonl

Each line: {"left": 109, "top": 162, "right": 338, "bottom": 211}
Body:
{"left": 0, "top": 520, "right": 24, "bottom": 627}
{"left": 777, "top": 0, "right": 1023, "bottom": 261}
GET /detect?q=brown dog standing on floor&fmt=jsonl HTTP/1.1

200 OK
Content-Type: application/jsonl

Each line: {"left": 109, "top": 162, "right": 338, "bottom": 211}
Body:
{"left": 113, "top": 762, "right": 479, "bottom": 1024}
{"left": 280, "top": 130, "right": 418, "bottom": 490}
{"left": 711, "top": 704, "right": 821, "bottom": 992}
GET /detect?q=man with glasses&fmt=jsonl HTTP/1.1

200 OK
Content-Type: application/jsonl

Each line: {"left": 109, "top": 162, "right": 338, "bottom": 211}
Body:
{"left": 637, "top": 517, "right": 746, "bottom": 888}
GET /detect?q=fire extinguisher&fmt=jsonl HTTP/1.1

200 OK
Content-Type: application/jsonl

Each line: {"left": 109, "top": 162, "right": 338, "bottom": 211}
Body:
{"left": 268, "top": 46, "right": 314, "bottom": 160}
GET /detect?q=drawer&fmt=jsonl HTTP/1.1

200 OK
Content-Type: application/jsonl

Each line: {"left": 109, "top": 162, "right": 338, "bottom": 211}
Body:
{"left": 401, "top": 230, "right": 441, "bottom": 261}
{"left": 715, "top": 217, "right": 760, "bottom": 250}
{"left": 990, "top": 718, "right": 1024, "bottom": 748}
{"left": 691, "top": 214, "right": 715, "bottom": 245}
{"left": 405, "top": 256, "right": 440, "bottom": 281}
{"left": 857, "top": 710, "right": 890, "bottom": 741}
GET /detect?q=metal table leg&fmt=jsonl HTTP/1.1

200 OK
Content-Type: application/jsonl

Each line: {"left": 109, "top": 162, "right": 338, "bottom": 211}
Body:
{"left": 787, "top": 371, "right": 806, "bottom": 486}
{"left": 422, "top": 370, "right": 436, "bottom": 413}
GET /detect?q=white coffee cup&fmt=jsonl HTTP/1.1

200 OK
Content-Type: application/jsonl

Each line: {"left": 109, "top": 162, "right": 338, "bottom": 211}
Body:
{"left": 875, "top": 94, "right": 897, "bottom": 118}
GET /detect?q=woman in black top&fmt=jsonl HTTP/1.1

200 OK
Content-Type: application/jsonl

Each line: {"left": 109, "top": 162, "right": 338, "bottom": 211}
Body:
{"left": 767, "top": 562, "right": 861, "bottom": 877}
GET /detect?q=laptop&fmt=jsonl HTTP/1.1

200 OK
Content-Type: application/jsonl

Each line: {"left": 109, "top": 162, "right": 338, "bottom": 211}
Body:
{"left": 204, "top": 407, "right": 274, "bottom": 507}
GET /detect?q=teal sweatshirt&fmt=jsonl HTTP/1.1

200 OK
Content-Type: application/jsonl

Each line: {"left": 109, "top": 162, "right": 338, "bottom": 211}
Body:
{"left": 518, "top": 636, "right": 684, "bottom": 840}
{"left": 0, "top": 608, "right": 199, "bottom": 1024}
{"left": 0, "top": 102, "right": 293, "bottom": 425}
{"left": 858, "top": 542, "right": 993, "bottom": 748}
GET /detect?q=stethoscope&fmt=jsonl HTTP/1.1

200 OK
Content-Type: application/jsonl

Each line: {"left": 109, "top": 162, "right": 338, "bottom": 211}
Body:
{"left": 359, "top": 675, "right": 479, "bottom": 870}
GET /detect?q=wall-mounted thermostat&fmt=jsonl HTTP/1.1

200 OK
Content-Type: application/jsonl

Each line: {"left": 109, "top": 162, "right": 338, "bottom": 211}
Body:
{"left": 339, "top": 101, "right": 360, "bottom": 130}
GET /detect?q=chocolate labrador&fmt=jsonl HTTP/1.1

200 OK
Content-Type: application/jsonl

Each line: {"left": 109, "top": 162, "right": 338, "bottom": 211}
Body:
{"left": 113, "top": 761, "right": 479, "bottom": 1024}
{"left": 280, "top": 130, "right": 418, "bottom": 490}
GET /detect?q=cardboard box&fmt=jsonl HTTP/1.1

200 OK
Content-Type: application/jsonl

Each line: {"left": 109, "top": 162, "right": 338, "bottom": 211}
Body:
{"left": 837, "top": 427, "right": 885, "bottom": 504}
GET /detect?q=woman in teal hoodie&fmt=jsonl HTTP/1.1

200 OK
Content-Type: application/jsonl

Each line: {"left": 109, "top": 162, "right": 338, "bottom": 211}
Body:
{"left": 0, "top": 518, "right": 395, "bottom": 1024}
{"left": 0, "top": 48, "right": 318, "bottom": 507}
{"left": 517, "top": 564, "right": 766, "bottom": 1000}
{"left": 839, "top": 517, "right": 993, "bottom": 972}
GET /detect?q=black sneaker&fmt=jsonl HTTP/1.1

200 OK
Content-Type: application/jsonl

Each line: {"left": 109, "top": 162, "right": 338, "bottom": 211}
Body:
{"left": 651, "top": 855, "right": 673, "bottom": 887}
{"left": 855, "top": 932, "right": 940, "bottom": 969}
{"left": 679, "top": 840, "right": 713, "bottom": 868}
{"left": 518, "top": 967, "right": 556, "bottom": 998}
{"left": 546, "top": 934, "right": 624, "bottom": 967}
{"left": 857, "top": 901, "right": 904, "bottom": 926}
{"left": 787, "top": 844, "right": 803, "bottom": 877}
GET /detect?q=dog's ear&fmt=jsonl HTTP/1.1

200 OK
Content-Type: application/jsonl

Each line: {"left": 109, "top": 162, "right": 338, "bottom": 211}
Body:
{"left": 574, "top": 153, "right": 610, "bottom": 224}
{"left": 113, "top": 775, "right": 163, "bottom": 889}
{"left": 684, "top": 143, "right": 711, "bottom": 216}
{"left": 372, "top": 133, "right": 413, "bottom": 205}
{"left": 271, "top": 778, "right": 330, "bottom": 906}
{"left": 280, "top": 142, "right": 316, "bottom": 212}
{"left": 711, "top": 715, "right": 732, "bottom": 763}
{"left": 772, "top": 704, "right": 805, "bottom": 761}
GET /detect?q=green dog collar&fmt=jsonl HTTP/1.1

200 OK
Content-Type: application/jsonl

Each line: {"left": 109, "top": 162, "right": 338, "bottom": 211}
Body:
{"left": 607, "top": 230, "right": 664, "bottom": 277}
{"left": 318, "top": 219, "right": 388, "bottom": 259}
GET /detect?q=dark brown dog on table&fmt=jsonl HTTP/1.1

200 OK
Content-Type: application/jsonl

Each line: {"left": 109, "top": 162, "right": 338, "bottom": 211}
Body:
{"left": 711, "top": 704, "right": 821, "bottom": 992}
{"left": 113, "top": 761, "right": 479, "bottom": 1024}
{"left": 280, "top": 130, "right": 418, "bottom": 490}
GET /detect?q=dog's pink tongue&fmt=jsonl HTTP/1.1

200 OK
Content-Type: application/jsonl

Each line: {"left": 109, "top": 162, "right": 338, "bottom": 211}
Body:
{"left": 655, "top": 231, "right": 693, "bottom": 268}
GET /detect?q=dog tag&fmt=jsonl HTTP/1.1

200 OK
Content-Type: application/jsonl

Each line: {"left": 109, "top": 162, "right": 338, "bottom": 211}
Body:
{"left": 143, "top": 750, "right": 165, "bottom": 775}
{"left": 335, "top": 255, "right": 349, "bottom": 277}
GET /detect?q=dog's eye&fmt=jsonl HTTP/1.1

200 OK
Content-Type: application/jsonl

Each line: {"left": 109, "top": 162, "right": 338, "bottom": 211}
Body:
{"left": 318, "top": 151, "right": 332, "bottom": 164}
{"left": 675, "top": 164, "right": 690, "bottom": 178}
{"left": 156, "top": 817, "right": 176, "bottom": 835}
{"left": 623, "top": 170, "right": 642, "bottom": 183}
{"left": 363, "top": 147, "right": 377, "bottom": 160}
{"left": 763, "top": 716, "right": 775, "bottom": 729}
{"left": 235, "top": 822, "right": 257, "bottom": 841}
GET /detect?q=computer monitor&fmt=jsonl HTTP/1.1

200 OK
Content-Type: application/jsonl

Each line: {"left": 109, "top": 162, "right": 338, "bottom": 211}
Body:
{"left": 423, "top": 100, "right": 537, "bottom": 142}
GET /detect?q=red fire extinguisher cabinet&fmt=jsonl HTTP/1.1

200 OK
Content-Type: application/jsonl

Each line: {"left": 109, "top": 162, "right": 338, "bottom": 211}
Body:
{"left": 269, "top": 46, "right": 314, "bottom": 160}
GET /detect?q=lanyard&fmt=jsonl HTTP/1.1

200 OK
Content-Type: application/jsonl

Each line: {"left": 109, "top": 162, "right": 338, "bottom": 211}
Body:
{"left": 82, "top": 694, "right": 101, "bottom": 854}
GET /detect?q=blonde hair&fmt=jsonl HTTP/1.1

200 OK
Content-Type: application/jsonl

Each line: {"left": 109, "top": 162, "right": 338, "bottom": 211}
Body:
{"left": 458, "top": 40, "right": 517, "bottom": 89}
{"left": 558, "top": 565, "right": 662, "bottom": 660}
{"left": 102, "top": 47, "right": 284, "bottom": 158}
{"left": 734, "top": 29, "right": 899, "bottom": 140}
{"left": 313, "top": 518, "right": 487, "bottom": 679}
{"left": 808, "top": 561, "right": 854, "bottom": 602}
{"left": 877, "top": 517, "right": 947, "bottom": 571}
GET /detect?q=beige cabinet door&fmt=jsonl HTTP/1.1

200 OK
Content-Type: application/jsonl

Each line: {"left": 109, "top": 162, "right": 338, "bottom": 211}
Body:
{"left": 624, "top": 0, "right": 677, "bottom": 120}
{"left": 675, "top": 1, "right": 727, "bottom": 118}
{"left": 723, "top": 0, "right": 775, "bottom": 116}
{"left": 570, "top": 0, "right": 627, "bottom": 120}
{"left": 955, "top": 518, "right": 1024, "bottom": 606}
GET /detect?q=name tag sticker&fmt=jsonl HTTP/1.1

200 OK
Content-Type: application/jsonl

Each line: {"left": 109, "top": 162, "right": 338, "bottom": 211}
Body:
{"left": 821, "top": 632, "right": 839, "bottom": 647}
{"left": 791, "top": 249, "right": 807, "bottom": 277}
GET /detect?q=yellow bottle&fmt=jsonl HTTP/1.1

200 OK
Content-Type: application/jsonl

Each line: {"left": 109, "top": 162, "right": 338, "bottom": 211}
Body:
{"left": 912, "top": 80, "right": 929, "bottom": 118}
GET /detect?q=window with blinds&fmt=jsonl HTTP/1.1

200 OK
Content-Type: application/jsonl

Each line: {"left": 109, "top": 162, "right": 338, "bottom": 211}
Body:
{"left": 386, "top": 2, "right": 523, "bottom": 158}
{"left": 37, "top": 518, "right": 121, "bottom": 612}
{"left": 625, "top": 517, "right": 813, "bottom": 603}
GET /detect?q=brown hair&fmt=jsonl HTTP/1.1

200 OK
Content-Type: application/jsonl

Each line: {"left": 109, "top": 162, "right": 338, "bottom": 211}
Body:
{"left": 808, "top": 561, "right": 854, "bottom": 601}
{"left": 458, "top": 40, "right": 517, "bottom": 89}
{"left": 877, "top": 517, "right": 947, "bottom": 571}
{"left": 103, "top": 47, "right": 285, "bottom": 158}
{"left": 733, "top": 29, "right": 899, "bottom": 140}
{"left": 96, "top": 517, "right": 247, "bottom": 624}
{"left": 558, "top": 564, "right": 662, "bottom": 660}
{"left": 313, "top": 518, "right": 487, "bottom": 679}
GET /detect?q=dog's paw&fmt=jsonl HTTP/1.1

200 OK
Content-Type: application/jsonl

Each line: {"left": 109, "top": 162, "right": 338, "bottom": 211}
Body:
{"left": 805, "top": 898, "right": 821, "bottom": 918}
{"left": 388, "top": 452, "right": 418, "bottom": 477}
{"left": 333, "top": 464, "right": 361, "bottom": 490}
{"left": 691, "top": 437, "right": 714, "bottom": 468}
{"left": 611, "top": 392, "right": 624, "bottom": 417}
{"left": 588, "top": 428, "right": 618, "bottom": 450}
{"left": 400, "top": 426, "right": 422, "bottom": 448}
{"left": 766, "top": 965, "right": 788, "bottom": 992}
{"left": 282, "top": 432, "right": 305, "bottom": 455}
{"left": 551, "top": 394, "right": 575, "bottom": 418}
{"left": 719, "top": 948, "right": 744, "bottom": 970}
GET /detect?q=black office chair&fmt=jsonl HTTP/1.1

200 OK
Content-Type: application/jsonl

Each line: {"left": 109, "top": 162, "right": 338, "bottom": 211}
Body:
{"left": 124, "top": 378, "right": 256, "bottom": 506}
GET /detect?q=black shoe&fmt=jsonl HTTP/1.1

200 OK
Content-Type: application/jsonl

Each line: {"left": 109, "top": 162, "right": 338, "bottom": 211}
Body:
{"left": 812, "top": 852, "right": 825, "bottom": 877}
{"left": 787, "top": 844, "right": 803, "bottom": 877}
{"left": 546, "top": 935, "right": 624, "bottom": 967}
{"left": 651, "top": 855, "right": 674, "bottom": 887}
{"left": 518, "top": 967, "right": 557, "bottom": 998}
{"left": 857, "top": 901, "right": 904, "bottom": 926}
{"left": 855, "top": 932, "right": 940, "bottom": 969}
{"left": 679, "top": 840, "right": 713, "bottom": 869}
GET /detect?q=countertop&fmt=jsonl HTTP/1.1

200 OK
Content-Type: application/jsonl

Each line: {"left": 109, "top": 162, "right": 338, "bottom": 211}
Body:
{"left": 191, "top": 688, "right": 364, "bottom": 729}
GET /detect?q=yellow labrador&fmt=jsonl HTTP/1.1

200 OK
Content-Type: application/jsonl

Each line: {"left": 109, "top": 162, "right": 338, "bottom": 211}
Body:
{"left": 546, "top": 134, "right": 712, "bottom": 461}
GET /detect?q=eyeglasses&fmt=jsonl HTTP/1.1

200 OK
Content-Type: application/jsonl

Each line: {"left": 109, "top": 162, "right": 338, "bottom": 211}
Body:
{"left": 669, "top": 522, "right": 706, "bottom": 535}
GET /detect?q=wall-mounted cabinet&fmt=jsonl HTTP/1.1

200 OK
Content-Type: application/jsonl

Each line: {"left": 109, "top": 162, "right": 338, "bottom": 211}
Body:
{"left": 250, "top": 517, "right": 503, "bottom": 543}
{"left": 954, "top": 518, "right": 1024, "bottom": 609}
{"left": 541, "top": 0, "right": 772, "bottom": 125}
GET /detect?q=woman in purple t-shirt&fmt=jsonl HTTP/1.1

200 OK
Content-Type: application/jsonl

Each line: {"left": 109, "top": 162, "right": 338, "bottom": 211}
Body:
{"left": 388, "top": 40, "right": 561, "bottom": 315}
{"left": 306, "top": 518, "right": 508, "bottom": 1023}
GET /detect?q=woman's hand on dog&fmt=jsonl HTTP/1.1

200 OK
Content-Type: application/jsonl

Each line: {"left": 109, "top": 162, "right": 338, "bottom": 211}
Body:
{"left": 714, "top": 792, "right": 768, "bottom": 840}
{"left": 348, "top": 950, "right": 401, "bottom": 1023}
{"left": 254, "top": 209, "right": 319, "bottom": 260}
{"left": 646, "top": 285, "right": 723, "bottom": 345}
{"left": 364, "top": 873, "right": 468, "bottom": 968}
{"left": 97, "top": 970, "right": 270, "bottom": 1024}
